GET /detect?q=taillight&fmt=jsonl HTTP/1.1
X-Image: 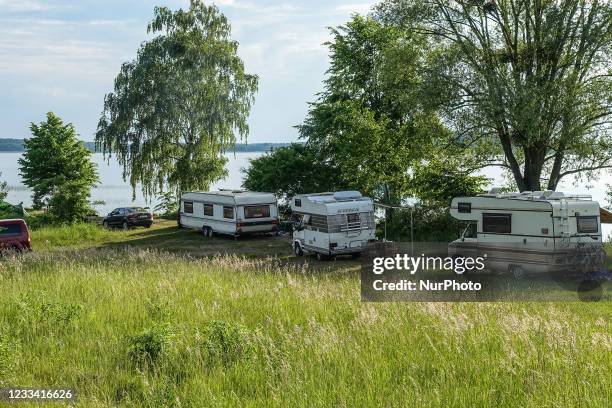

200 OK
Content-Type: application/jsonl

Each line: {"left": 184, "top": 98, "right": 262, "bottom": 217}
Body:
{"left": 148, "top": 213, "right": 153, "bottom": 219}
{"left": 272, "top": 219, "right": 278, "bottom": 225}
{"left": 236, "top": 222, "right": 243, "bottom": 227}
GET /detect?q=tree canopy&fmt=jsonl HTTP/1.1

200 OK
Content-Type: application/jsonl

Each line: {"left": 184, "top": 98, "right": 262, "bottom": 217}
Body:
{"left": 96, "top": 0, "right": 258, "bottom": 200}
{"left": 298, "top": 15, "right": 445, "bottom": 206}
{"left": 18, "top": 112, "right": 98, "bottom": 221}
{"left": 378, "top": 0, "right": 612, "bottom": 191}
{"left": 242, "top": 143, "right": 341, "bottom": 199}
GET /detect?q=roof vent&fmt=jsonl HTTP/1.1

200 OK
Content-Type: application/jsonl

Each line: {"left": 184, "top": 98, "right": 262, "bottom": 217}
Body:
{"left": 333, "top": 191, "right": 363, "bottom": 200}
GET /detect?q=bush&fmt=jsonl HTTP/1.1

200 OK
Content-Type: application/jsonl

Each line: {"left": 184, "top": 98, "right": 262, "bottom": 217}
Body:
{"left": 127, "top": 323, "right": 175, "bottom": 367}
{"left": 384, "top": 204, "right": 463, "bottom": 242}
{"left": 199, "top": 320, "right": 253, "bottom": 368}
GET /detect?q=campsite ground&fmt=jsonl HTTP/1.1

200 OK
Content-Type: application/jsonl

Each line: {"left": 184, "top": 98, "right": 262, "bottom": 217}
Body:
{"left": 0, "top": 221, "right": 610, "bottom": 407}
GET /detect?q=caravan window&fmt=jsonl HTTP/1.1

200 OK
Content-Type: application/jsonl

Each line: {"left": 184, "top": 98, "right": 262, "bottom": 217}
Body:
{"left": 184, "top": 202, "right": 193, "bottom": 214}
{"left": 482, "top": 213, "right": 511, "bottom": 233}
{"left": 203, "top": 204, "right": 213, "bottom": 216}
{"left": 458, "top": 202, "right": 471, "bottom": 213}
{"left": 244, "top": 205, "right": 270, "bottom": 219}
{"left": 577, "top": 216, "right": 598, "bottom": 233}
{"left": 223, "top": 206, "right": 234, "bottom": 219}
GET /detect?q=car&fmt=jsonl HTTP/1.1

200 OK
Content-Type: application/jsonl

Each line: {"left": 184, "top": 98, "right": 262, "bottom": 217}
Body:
{"left": 0, "top": 219, "right": 32, "bottom": 252}
{"left": 102, "top": 207, "right": 153, "bottom": 230}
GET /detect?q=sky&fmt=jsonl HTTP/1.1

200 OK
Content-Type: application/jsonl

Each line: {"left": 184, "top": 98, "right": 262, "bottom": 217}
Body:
{"left": 0, "top": 0, "right": 376, "bottom": 143}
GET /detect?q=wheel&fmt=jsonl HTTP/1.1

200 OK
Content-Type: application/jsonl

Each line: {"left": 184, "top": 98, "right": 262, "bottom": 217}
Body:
{"left": 351, "top": 252, "right": 361, "bottom": 260}
{"left": 202, "top": 226, "right": 209, "bottom": 237}
{"left": 294, "top": 243, "right": 304, "bottom": 256}
{"left": 122, "top": 221, "right": 129, "bottom": 231}
{"left": 102, "top": 220, "right": 108, "bottom": 229}
{"left": 145, "top": 223, "right": 151, "bottom": 229}
{"left": 316, "top": 252, "right": 328, "bottom": 261}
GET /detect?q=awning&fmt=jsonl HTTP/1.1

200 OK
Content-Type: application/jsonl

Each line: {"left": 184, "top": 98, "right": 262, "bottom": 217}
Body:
{"left": 600, "top": 207, "right": 612, "bottom": 224}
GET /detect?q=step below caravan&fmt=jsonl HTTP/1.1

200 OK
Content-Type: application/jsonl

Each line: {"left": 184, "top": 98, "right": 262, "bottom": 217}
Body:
{"left": 291, "top": 191, "right": 376, "bottom": 260}
{"left": 448, "top": 190, "right": 606, "bottom": 275}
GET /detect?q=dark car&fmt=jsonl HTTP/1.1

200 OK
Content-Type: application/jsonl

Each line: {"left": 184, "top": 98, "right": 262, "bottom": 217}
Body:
{"left": 0, "top": 219, "right": 32, "bottom": 252}
{"left": 102, "top": 207, "right": 153, "bottom": 230}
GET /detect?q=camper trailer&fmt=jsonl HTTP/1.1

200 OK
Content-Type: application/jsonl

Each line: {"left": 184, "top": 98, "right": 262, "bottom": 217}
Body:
{"left": 291, "top": 191, "right": 376, "bottom": 260}
{"left": 449, "top": 190, "right": 605, "bottom": 275}
{"left": 179, "top": 190, "right": 279, "bottom": 238}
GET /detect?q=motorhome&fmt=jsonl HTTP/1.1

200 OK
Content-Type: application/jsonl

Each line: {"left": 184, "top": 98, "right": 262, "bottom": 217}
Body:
{"left": 291, "top": 191, "right": 376, "bottom": 260}
{"left": 449, "top": 190, "right": 607, "bottom": 275}
{"left": 179, "top": 190, "right": 279, "bottom": 238}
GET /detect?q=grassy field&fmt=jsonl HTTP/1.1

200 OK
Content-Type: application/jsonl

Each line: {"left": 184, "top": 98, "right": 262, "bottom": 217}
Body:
{"left": 0, "top": 222, "right": 610, "bottom": 407}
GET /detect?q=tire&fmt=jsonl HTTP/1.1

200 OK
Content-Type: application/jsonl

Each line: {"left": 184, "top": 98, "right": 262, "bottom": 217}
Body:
{"left": 145, "top": 223, "right": 151, "bottom": 229}
{"left": 509, "top": 264, "right": 525, "bottom": 279}
{"left": 316, "top": 252, "right": 328, "bottom": 261}
{"left": 294, "top": 242, "right": 304, "bottom": 256}
{"left": 202, "top": 226, "right": 209, "bottom": 237}
{"left": 102, "top": 220, "right": 108, "bottom": 229}
{"left": 122, "top": 221, "right": 129, "bottom": 231}
{"left": 351, "top": 253, "right": 361, "bottom": 260}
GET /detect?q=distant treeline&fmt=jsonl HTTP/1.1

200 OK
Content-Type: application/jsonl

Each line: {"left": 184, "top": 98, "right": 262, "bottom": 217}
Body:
{"left": 0, "top": 138, "right": 292, "bottom": 153}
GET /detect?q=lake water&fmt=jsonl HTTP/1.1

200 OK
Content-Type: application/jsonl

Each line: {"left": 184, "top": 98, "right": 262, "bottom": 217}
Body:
{"left": 1, "top": 151, "right": 610, "bottom": 238}
{"left": 0, "top": 152, "right": 261, "bottom": 215}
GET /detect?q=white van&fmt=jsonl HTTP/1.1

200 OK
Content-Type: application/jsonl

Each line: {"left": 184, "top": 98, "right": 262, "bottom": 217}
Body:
{"left": 179, "top": 190, "right": 279, "bottom": 238}
{"left": 291, "top": 191, "right": 376, "bottom": 260}
{"left": 449, "top": 190, "right": 605, "bottom": 275}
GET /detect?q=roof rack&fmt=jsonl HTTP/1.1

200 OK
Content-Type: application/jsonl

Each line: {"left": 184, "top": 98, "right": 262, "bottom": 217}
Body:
{"left": 478, "top": 188, "right": 592, "bottom": 201}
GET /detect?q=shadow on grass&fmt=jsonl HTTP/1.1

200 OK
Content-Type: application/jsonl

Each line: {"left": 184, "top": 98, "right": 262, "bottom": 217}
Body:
{"left": 98, "top": 223, "right": 361, "bottom": 274}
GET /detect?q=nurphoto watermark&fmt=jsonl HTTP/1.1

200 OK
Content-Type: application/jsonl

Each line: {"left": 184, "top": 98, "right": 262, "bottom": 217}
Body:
{"left": 361, "top": 242, "right": 611, "bottom": 302}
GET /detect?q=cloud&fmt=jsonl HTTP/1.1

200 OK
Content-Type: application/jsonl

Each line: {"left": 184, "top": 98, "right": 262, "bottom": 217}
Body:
{"left": 335, "top": 2, "right": 376, "bottom": 14}
{"left": 0, "top": 0, "right": 65, "bottom": 12}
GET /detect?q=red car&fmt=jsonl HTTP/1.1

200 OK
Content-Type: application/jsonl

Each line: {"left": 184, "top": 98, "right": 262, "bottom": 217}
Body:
{"left": 0, "top": 219, "right": 32, "bottom": 252}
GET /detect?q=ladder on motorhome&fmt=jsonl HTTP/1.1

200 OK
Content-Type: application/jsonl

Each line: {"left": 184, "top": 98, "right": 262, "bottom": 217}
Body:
{"left": 559, "top": 199, "right": 571, "bottom": 246}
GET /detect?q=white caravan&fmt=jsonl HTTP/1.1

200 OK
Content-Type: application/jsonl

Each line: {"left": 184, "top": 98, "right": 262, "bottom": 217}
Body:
{"left": 179, "top": 190, "right": 279, "bottom": 238}
{"left": 449, "top": 190, "right": 605, "bottom": 275}
{"left": 291, "top": 191, "right": 376, "bottom": 260}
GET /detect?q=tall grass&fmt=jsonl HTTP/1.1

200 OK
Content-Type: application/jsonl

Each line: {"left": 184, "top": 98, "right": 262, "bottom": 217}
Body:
{"left": 0, "top": 250, "right": 610, "bottom": 407}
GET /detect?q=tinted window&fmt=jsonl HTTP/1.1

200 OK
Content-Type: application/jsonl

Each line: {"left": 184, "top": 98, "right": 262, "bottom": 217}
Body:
{"left": 482, "top": 213, "right": 511, "bottom": 233}
{"left": 0, "top": 224, "right": 22, "bottom": 236}
{"left": 203, "top": 204, "right": 213, "bottom": 216}
{"left": 347, "top": 213, "right": 360, "bottom": 223}
{"left": 458, "top": 202, "right": 471, "bottom": 213}
{"left": 223, "top": 206, "right": 234, "bottom": 219}
{"left": 244, "top": 205, "right": 270, "bottom": 219}
{"left": 577, "top": 216, "right": 598, "bottom": 233}
{"left": 309, "top": 214, "right": 328, "bottom": 233}
{"left": 128, "top": 207, "right": 146, "bottom": 213}
{"left": 184, "top": 202, "right": 193, "bottom": 214}
{"left": 294, "top": 199, "right": 301, "bottom": 207}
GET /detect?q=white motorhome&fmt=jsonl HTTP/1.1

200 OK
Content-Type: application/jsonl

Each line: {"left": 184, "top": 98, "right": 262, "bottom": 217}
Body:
{"left": 179, "top": 190, "right": 279, "bottom": 238}
{"left": 291, "top": 191, "right": 376, "bottom": 260}
{"left": 449, "top": 190, "right": 606, "bottom": 275}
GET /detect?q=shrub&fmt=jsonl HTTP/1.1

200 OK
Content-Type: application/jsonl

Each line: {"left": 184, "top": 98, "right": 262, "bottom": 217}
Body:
{"left": 199, "top": 320, "right": 253, "bottom": 368}
{"left": 127, "top": 323, "right": 175, "bottom": 367}
{"left": 14, "top": 292, "right": 82, "bottom": 330}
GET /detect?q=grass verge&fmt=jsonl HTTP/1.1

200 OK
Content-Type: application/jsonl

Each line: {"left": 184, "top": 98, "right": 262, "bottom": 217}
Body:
{"left": 0, "top": 250, "right": 610, "bottom": 407}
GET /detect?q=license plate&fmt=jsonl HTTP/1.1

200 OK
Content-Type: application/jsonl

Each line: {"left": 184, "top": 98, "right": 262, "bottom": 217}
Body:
{"left": 139, "top": 215, "right": 148, "bottom": 219}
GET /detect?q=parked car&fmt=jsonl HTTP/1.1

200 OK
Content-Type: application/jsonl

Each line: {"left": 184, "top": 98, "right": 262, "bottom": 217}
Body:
{"left": 102, "top": 207, "right": 153, "bottom": 229}
{"left": 0, "top": 219, "right": 32, "bottom": 252}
